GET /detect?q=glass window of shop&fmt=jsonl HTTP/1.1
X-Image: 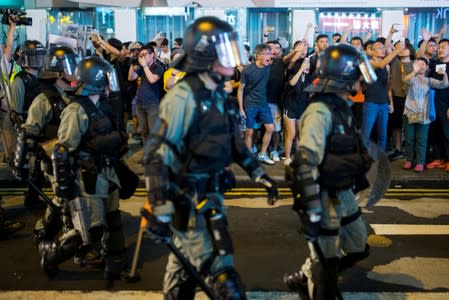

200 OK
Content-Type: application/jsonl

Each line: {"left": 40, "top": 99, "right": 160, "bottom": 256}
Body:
{"left": 48, "top": 8, "right": 115, "bottom": 41}
{"left": 405, "top": 8, "right": 449, "bottom": 47}
{"left": 246, "top": 8, "right": 290, "bottom": 52}
{"left": 137, "top": 7, "right": 194, "bottom": 46}
{"left": 317, "top": 9, "right": 382, "bottom": 43}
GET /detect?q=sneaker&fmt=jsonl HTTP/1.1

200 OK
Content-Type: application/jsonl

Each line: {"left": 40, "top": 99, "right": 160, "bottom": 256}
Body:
{"left": 284, "top": 158, "right": 292, "bottom": 166}
{"left": 426, "top": 159, "right": 445, "bottom": 169}
{"left": 402, "top": 161, "right": 412, "bottom": 170}
{"left": 257, "top": 153, "right": 275, "bottom": 165}
{"left": 270, "top": 150, "right": 280, "bottom": 162}
{"left": 413, "top": 164, "right": 424, "bottom": 172}
{"left": 388, "top": 149, "right": 404, "bottom": 161}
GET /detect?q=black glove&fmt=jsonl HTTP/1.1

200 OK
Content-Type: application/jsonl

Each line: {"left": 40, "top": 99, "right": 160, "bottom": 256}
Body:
{"left": 141, "top": 208, "right": 171, "bottom": 243}
{"left": 298, "top": 210, "right": 321, "bottom": 242}
{"left": 256, "top": 173, "right": 279, "bottom": 206}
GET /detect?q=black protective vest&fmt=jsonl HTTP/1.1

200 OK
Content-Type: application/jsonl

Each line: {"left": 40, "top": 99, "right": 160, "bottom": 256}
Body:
{"left": 40, "top": 87, "right": 67, "bottom": 140}
{"left": 315, "top": 94, "right": 372, "bottom": 191}
{"left": 16, "top": 71, "right": 41, "bottom": 112}
{"left": 182, "top": 75, "right": 233, "bottom": 173}
{"left": 73, "top": 96, "right": 125, "bottom": 158}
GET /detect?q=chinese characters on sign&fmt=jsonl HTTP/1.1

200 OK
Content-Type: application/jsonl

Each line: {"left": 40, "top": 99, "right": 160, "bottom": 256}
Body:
{"left": 319, "top": 14, "right": 382, "bottom": 34}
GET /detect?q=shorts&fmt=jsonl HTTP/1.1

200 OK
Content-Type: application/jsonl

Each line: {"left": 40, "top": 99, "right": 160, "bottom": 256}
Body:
{"left": 268, "top": 103, "right": 282, "bottom": 132}
{"left": 245, "top": 104, "right": 273, "bottom": 129}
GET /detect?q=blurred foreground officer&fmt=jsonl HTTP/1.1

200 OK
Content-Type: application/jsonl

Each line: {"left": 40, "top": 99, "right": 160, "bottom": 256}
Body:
{"left": 39, "top": 56, "right": 129, "bottom": 282}
{"left": 284, "top": 44, "right": 377, "bottom": 300}
{"left": 142, "top": 16, "right": 278, "bottom": 299}
{"left": 5, "top": 40, "right": 47, "bottom": 208}
{"left": 13, "top": 45, "right": 78, "bottom": 242}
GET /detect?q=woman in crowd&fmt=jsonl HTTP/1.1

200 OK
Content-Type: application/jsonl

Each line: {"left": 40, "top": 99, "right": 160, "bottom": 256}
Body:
{"left": 402, "top": 57, "right": 448, "bottom": 172}
{"left": 283, "top": 41, "right": 310, "bottom": 165}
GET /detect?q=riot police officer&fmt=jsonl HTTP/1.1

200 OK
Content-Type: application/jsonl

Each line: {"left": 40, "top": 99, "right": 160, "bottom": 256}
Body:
{"left": 284, "top": 44, "right": 377, "bottom": 300}
{"left": 38, "top": 56, "right": 129, "bottom": 282}
{"left": 11, "top": 40, "right": 47, "bottom": 113}
{"left": 142, "top": 16, "right": 278, "bottom": 299}
{"left": 14, "top": 45, "right": 78, "bottom": 242}
{"left": 7, "top": 40, "right": 47, "bottom": 208}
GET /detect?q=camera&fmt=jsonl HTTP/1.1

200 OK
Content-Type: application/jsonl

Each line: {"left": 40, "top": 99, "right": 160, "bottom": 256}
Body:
{"left": 0, "top": 9, "right": 32, "bottom": 26}
{"left": 129, "top": 56, "right": 139, "bottom": 65}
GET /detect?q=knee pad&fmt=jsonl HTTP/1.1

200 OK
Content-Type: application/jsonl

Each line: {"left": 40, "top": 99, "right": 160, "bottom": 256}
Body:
{"left": 212, "top": 267, "right": 246, "bottom": 300}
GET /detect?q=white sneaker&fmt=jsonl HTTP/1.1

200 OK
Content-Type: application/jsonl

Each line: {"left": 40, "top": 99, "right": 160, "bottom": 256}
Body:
{"left": 257, "top": 153, "right": 275, "bottom": 165}
{"left": 284, "top": 158, "right": 292, "bottom": 166}
{"left": 270, "top": 150, "right": 280, "bottom": 162}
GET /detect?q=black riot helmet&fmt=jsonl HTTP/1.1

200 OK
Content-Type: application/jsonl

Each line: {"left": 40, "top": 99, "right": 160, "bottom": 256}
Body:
{"left": 40, "top": 45, "right": 78, "bottom": 79}
{"left": 17, "top": 40, "right": 47, "bottom": 69}
{"left": 75, "top": 56, "right": 120, "bottom": 96}
{"left": 172, "top": 16, "right": 247, "bottom": 73}
{"left": 305, "top": 43, "right": 377, "bottom": 94}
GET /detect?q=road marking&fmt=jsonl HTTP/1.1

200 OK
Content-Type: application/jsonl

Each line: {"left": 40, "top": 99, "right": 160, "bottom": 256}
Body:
{"left": 371, "top": 224, "right": 449, "bottom": 235}
{"left": 0, "top": 291, "right": 448, "bottom": 300}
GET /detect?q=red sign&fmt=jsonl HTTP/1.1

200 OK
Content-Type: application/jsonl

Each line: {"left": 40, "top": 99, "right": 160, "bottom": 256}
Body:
{"left": 319, "top": 15, "right": 382, "bottom": 33}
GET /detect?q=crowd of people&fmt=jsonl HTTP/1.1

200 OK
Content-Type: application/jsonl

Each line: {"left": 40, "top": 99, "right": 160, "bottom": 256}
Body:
{"left": 0, "top": 12, "right": 448, "bottom": 299}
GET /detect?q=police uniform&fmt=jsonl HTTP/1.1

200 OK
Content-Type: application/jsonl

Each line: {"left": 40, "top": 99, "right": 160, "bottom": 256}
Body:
{"left": 143, "top": 17, "right": 278, "bottom": 300}
{"left": 22, "top": 85, "right": 71, "bottom": 239}
{"left": 284, "top": 44, "right": 378, "bottom": 300}
{"left": 39, "top": 56, "right": 129, "bottom": 281}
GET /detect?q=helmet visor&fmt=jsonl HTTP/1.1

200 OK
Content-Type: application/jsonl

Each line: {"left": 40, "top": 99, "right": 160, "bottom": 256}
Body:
{"left": 44, "top": 53, "right": 78, "bottom": 75}
{"left": 106, "top": 68, "right": 120, "bottom": 92}
{"left": 213, "top": 31, "right": 248, "bottom": 68}
{"left": 23, "top": 53, "right": 46, "bottom": 68}
{"left": 358, "top": 52, "right": 377, "bottom": 84}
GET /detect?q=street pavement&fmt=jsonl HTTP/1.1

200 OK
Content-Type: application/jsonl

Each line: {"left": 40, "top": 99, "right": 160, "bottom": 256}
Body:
{"left": 1, "top": 195, "right": 449, "bottom": 299}
{"left": 1, "top": 141, "right": 449, "bottom": 299}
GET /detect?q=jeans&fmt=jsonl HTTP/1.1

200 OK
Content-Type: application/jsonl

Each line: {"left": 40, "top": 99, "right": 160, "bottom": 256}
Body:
{"left": 403, "top": 116, "right": 430, "bottom": 165}
{"left": 135, "top": 103, "right": 159, "bottom": 141}
{"left": 361, "top": 102, "right": 389, "bottom": 150}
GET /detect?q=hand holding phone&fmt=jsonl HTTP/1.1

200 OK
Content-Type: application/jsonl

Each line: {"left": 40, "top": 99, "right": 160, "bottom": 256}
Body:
{"left": 436, "top": 64, "right": 447, "bottom": 74}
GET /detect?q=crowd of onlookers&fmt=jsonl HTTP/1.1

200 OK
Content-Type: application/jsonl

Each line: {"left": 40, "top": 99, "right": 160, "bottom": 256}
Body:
{"left": 233, "top": 23, "right": 449, "bottom": 174}
{"left": 96, "top": 21, "right": 449, "bottom": 174}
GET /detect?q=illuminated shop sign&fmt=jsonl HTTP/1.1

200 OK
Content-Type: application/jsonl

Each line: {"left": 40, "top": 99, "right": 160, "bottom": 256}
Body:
{"left": 319, "top": 13, "right": 381, "bottom": 33}
{"left": 436, "top": 7, "right": 449, "bottom": 19}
